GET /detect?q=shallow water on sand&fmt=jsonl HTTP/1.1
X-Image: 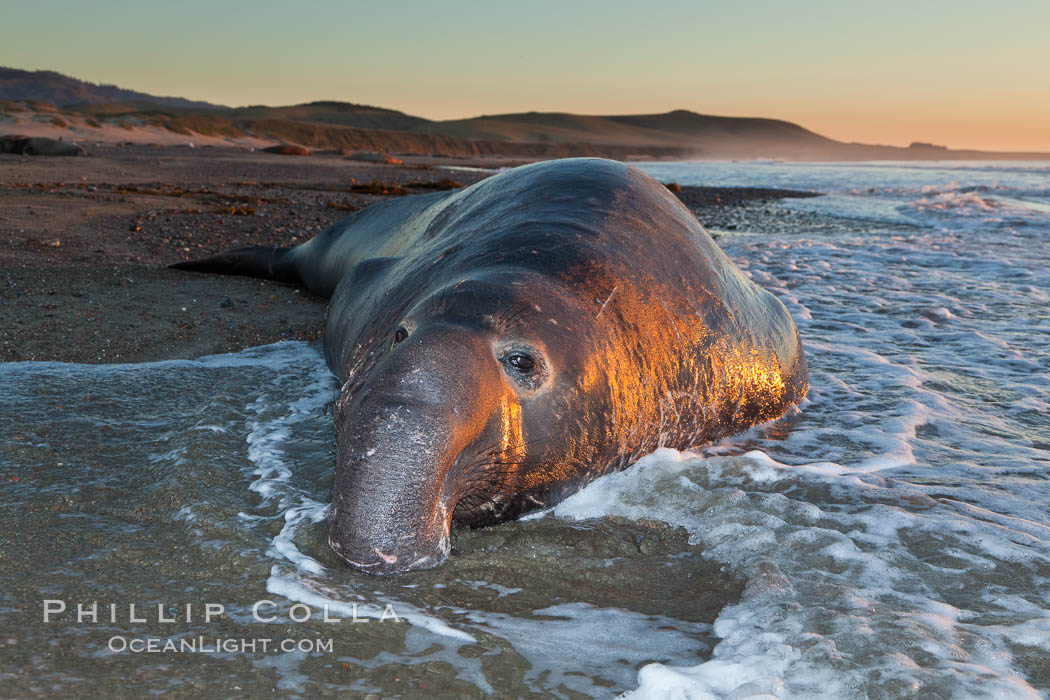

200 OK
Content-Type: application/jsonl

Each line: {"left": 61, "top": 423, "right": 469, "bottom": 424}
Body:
{"left": 2, "top": 160, "right": 1049, "bottom": 698}
{"left": 0, "top": 343, "right": 736, "bottom": 697}
{"left": 621, "top": 159, "right": 1050, "bottom": 697}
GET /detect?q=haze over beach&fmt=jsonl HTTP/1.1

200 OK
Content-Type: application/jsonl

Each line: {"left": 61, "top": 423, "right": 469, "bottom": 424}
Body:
{"left": 2, "top": 0, "right": 1049, "bottom": 154}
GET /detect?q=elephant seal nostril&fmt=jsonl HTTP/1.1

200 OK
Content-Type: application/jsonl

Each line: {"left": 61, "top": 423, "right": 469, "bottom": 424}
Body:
{"left": 373, "top": 548, "right": 398, "bottom": 564}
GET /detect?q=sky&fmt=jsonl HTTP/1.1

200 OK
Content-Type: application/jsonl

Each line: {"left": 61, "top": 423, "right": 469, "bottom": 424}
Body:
{"left": 2, "top": 0, "right": 1048, "bottom": 151}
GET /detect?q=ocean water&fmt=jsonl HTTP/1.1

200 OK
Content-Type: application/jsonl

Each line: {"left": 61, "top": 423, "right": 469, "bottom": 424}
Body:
{"left": 2, "top": 160, "right": 1048, "bottom": 697}
{"left": 621, "top": 160, "right": 1050, "bottom": 697}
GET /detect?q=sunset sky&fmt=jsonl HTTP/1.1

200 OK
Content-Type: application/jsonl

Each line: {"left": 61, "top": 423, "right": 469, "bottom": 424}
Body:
{"left": 2, "top": 0, "right": 1048, "bottom": 151}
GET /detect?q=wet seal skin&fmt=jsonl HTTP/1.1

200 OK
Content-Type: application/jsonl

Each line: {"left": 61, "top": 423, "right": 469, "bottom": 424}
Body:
{"left": 173, "top": 158, "right": 809, "bottom": 574}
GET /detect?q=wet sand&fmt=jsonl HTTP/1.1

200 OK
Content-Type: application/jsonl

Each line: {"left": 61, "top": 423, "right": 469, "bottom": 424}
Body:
{"left": 0, "top": 144, "right": 819, "bottom": 363}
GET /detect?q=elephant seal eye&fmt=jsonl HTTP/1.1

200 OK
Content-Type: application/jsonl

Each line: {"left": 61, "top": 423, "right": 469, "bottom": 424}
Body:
{"left": 504, "top": 351, "right": 536, "bottom": 373}
{"left": 393, "top": 327, "right": 409, "bottom": 344}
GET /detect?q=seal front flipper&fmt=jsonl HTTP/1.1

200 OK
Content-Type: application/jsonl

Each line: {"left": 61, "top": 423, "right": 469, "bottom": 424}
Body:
{"left": 171, "top": 245, "right": 301, "bottom": 285}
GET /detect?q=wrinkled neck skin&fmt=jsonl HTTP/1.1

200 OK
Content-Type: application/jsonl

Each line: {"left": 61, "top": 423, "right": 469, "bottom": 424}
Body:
{"left": 324, "top": 268, "right": 806, "bottom": 575}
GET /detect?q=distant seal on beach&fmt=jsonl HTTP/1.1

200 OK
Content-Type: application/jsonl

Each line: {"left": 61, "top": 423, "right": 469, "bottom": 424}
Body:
{"left": 0, "top": 135, "right": 86, "bottom": 156}
{"left": 262, "top": 143, "right": 311, "bottom": 156}
{"left": 173, "top": 157, "right": 808, "bottom": 574}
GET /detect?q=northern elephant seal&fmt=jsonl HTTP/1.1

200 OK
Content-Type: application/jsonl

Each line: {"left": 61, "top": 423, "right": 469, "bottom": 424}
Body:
{"left": 173, "top": 158, "right": 808, "bottom": 574}
{"left": 0, "top": 135, "right": 86, "bottom": 156}
{"left": 261, "top": 143, "right": 311, "bottom": 156}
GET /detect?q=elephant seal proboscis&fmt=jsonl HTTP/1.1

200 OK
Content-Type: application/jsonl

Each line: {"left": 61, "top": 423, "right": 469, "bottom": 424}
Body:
{"left": 173, "top": 157, "right": 809, "bottom": 574}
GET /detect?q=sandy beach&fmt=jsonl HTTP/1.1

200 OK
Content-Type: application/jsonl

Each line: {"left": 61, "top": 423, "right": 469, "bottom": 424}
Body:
{"left": 0, "top": 143, "right": 817, "bottom": 364}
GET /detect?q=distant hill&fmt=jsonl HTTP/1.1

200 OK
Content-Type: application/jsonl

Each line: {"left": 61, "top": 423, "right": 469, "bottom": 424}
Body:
{"left": 0, "top": 67, "right": 433, "bottom": 133}
{"left": 413, "top": 109, "right": 843, "bottom": 157}
{"left": 225, "top": 101, "right": 429, "bottom": 132}
{"left": 0, "top": 66, "right": 221, "bottom": 110}
{"left": 607, "top": 110, "right": 832, "bottom": 146}
{"left": 4, "top": 66, "right": 1048, "bottom": 161}
{"left": 418, "top": 109, "right": 1050, "bottom": 160}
